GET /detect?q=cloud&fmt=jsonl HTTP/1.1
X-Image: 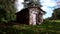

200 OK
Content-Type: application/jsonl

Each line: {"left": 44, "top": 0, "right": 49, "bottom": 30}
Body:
{"left": 41, "top": 0, "right": 56, "bottom": 6}
{"left": 41, "top": 7, "right": 53, "bottom": 19}
{"left": 40, "top": 0, "right": 57, "bottom": 19}
{"left": 15, "top": 0, "right": 24, "bottom": 11}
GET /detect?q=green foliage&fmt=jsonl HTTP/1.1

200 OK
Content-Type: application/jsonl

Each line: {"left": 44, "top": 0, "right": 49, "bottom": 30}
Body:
{"left": 23, "top": 0, "right": 42, "bottom": 8}
{"left": 0, "top": 20, "right": 60, "bottom": 34}
{"left": 0, "top": 0, "right": 16, "bottom": 23}
{"left": 51, "top": 8, "right": 60, "bottom": 20}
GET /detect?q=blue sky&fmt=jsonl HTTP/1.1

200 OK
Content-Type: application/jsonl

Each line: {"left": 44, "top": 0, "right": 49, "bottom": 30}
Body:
{"left": 15, "top": 0, "right": 59, "bottom": 19}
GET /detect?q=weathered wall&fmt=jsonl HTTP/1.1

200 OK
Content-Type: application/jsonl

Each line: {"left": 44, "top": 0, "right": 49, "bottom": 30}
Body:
{"left": 16, "top": 7, "right": 44, "bottom": 25}
{"left": 29, "top": 7, "right": 43, "bottom": 25}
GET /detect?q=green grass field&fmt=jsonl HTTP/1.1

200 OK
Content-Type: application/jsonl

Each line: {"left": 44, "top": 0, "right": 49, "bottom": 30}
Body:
{"left": 0, "top": 20, "right": 60, "bottom": 34}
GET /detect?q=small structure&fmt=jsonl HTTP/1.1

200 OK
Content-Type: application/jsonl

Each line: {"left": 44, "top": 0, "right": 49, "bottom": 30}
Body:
{"left": 16, "top": 0, "right": 46, "bottom": 25}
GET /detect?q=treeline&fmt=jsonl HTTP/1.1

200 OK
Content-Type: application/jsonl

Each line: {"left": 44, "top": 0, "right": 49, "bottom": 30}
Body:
{"left": 46, "top": 8, "right": 60, "bottom": 20}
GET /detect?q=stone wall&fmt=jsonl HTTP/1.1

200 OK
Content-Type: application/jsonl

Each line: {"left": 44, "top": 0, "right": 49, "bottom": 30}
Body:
{"left": 29, "top": 7, "right": 43, "bottom": 25}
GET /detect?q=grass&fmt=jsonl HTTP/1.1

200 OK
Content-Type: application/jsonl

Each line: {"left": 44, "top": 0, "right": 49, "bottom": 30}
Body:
{"left": 0, "top": 20, "right": 60, "bottom": 34}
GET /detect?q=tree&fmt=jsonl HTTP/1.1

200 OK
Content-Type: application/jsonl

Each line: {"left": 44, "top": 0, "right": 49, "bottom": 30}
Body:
{"left": 51, "top": 8, "right": 60, "bottom": 20}
{"left": 23, "top": 0, "right": 42, "bottom": 8}
{"left": 0, "top": 0, "right": 16, "bottom": 23}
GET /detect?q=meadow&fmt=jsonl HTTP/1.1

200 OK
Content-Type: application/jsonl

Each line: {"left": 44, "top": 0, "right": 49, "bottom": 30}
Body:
{"left": 0, "top": 20, "right": 60, "bottom": 34}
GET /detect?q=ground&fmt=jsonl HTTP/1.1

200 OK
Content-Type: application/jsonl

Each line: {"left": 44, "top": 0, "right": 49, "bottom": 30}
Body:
{"left": 0, "top": 20, "right": 60, "bottom": 34}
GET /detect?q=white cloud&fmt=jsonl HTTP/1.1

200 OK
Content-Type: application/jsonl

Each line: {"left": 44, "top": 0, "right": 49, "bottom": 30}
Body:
{"left": 40, "top": 0, "right": 56, "bottom": 19}
{"left": 41, "top": 0, "right": 56, "bottom": 7}
{"left": 41, "top": 7, "right": 53, "bottom": 19}
{"left": 15, "top": 0, "right": 24, "bottom": 11}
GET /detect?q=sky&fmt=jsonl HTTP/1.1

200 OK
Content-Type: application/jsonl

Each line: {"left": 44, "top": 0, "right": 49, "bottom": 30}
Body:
{"left": 15, "top": 0, "right": 59, "bottom": 19}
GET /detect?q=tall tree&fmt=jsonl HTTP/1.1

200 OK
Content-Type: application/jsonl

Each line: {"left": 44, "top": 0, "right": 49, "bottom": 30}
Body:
{"left": 0, "top": 0, "right": 16, "bottom": 23}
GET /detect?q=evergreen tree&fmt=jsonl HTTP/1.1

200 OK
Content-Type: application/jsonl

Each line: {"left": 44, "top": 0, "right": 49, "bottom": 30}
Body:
{"left": 23, "top": 0, "right": 42, "bottom": 8}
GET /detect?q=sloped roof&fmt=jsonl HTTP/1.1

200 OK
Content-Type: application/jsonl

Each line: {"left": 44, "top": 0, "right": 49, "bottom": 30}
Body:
{"left": 16, "top": 7, "right": 46, "bottom": 15}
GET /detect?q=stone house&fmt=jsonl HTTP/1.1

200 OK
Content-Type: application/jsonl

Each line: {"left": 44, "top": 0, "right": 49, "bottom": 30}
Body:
{"left": 16, "top": 0, "right": 46, "bottom": 25}
{"left": 16, "top": 6, "right": 45, "bottom": 25}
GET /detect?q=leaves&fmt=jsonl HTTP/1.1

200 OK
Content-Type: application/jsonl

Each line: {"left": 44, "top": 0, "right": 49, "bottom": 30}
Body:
{"left": 51, "top": 8, "right": 60, "bottom": 20}
{"left": 0, "top": 0, "right": 16, "bottom": 23}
